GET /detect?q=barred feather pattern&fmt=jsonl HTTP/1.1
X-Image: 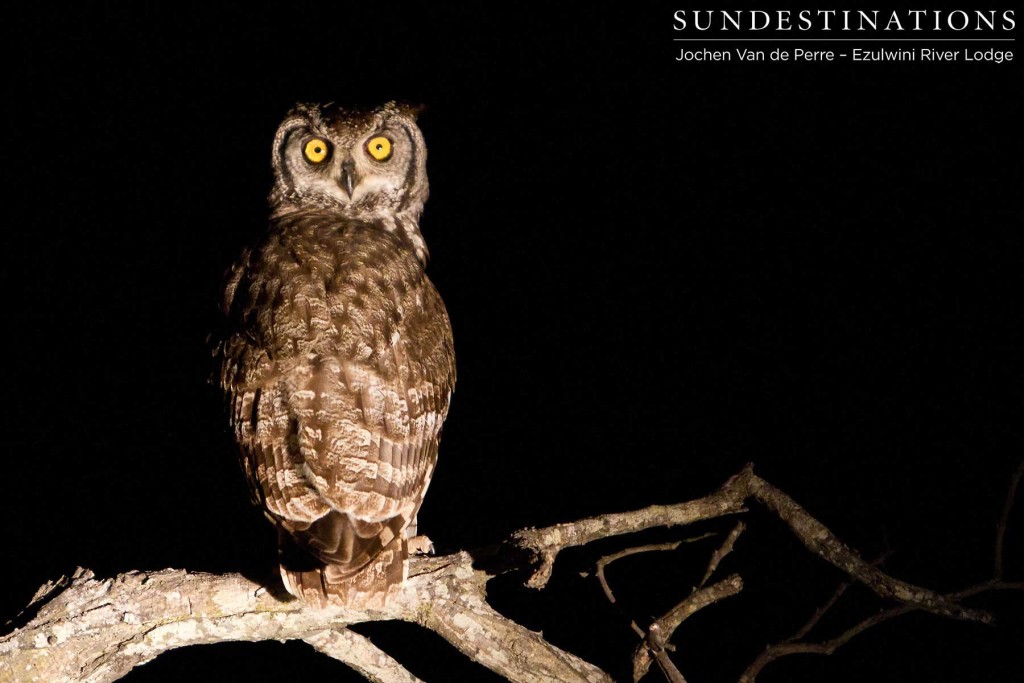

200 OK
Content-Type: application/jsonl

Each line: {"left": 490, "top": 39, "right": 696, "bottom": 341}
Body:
{"left": 217, "top": 208, "right": 455, "bottom": 608}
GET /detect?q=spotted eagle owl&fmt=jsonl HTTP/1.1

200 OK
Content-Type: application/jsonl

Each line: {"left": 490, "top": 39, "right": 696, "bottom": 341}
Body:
{"left": 214, "top": 102, "right": 455, "bottom": 607}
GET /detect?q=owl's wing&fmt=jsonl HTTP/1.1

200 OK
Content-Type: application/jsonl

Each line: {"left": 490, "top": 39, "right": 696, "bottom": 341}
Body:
{"left": 292, "top": 278, "right": 455, "bottom": 570}
{"left": 220, "top": 259, "right": 454, "bottom": 592}
{"left": 217, "top": 248, "right": 326, "bottom": 519}
{"left": 270, "top": 350, "right": 449, "bottom": 574}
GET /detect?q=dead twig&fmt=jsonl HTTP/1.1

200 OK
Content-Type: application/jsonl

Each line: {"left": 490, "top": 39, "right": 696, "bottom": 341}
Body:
{"left": 596, "top": 542, "right": 687, "bottom": 640}
{"left": 994, "top": 460, "right": 1024, "bottom": 580}
{"left": 513, "top": 479, "right": 750, "bottom": 589}
{"left": 745, "top": 472, "right": 991, "bottom": 623}
{"left": 699, "top": 521, "right": 746, "bottom": 588}
{"left": 786, "top": 552, "right": 890, "bottom": 643}
{"left": 633, "top": 575, "right": 745, "bottom": 682}
{"left": 738, "top": 579, "right": 1023, "bottom": 683}
{"left": 738, "top": 460, "right": 1024, "bottom": 683}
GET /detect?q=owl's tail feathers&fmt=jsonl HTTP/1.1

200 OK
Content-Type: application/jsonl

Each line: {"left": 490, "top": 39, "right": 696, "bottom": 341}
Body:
{"left": 278, "top": 530, "right": 407, "bottom": 609}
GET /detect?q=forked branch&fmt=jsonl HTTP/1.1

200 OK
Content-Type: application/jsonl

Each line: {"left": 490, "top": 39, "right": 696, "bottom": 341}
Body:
{"left": 1, "top": 464, "right": 1018, "bottom": 683}
{"left": 737, "top": 459, "right": 1024, "bottom": 682}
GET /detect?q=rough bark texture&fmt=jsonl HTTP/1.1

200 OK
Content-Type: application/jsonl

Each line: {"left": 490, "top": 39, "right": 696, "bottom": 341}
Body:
{"left": 0, "top": 554, "right": 609, "bottom": 683}
{"left": 304, "top": 628, "right": 426, "bottom": 683}
{"left": 1, "top": 465, "right": 1017, "bottom": 683}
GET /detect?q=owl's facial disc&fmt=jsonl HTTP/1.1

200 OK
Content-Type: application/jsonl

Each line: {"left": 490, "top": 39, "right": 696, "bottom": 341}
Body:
{"left": 272, "top": 102, "right": 428, "bottom": 219}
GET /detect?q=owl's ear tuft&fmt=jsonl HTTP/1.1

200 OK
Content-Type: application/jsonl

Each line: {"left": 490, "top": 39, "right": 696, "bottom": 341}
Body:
{"left": 395, "top": 102, "right": 427, "bottom": 120}
{"left": 285, "top": 102, "right": 325, "bottom": 122}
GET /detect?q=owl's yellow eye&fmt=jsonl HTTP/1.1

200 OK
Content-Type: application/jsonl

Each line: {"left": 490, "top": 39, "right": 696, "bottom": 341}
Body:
{"left": 303, "top": 138, "right": 330, "bottom": 164}
{"left": 366, "top": 135, "right": 392, "bottom": 161}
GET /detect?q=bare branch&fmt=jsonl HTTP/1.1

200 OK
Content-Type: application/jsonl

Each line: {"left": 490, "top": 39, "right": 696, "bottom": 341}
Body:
{"left": 739, "top": 579, "right": 1023, "bottom": 683}
{"left": 595, "top": 535, "right": 715, "bottom": 608}
{"left": 995, "top": 460, "right": 1024, "bottom": 580}
{"left": 744, "top": 472, "right": 992, "bottom": 623}
{"left": 0, "top": 568, "right": 315, "bottom": 683}
{"left": 304, "top": 628, "right": 425, "bottom": 683}
{"left": 631, "top": 522, "right": 746, "bottom": 682}
{"left": 699, "top": 522, "right": 746, "bottom": 588}
{"left": 645, "top": 622, "right": 689, "bottom": 683}
{"left": 0, "top": 554, "right": 612, "bottom": 683}
{"left": 516, "top": 466, "right": 989, "bottom": 621}
{"left": 594, "top": 536, "right": 741, "bottom": 682}
{"left": 1, "top": 464, "right": 1015, "bottom": 683}
{"left": 787, "top": 553, "right": 890, "bottom": 643}
{"left": 660, "top": 575, "right": 745, "bottom": 640}
{"left": 408, "top": 553, "right": 612, "bottom": 683}
{"left": 596, "top": 542, "right": 685, "bottom": 640}
{"left": 789, "top": 578, "right": 852, "bottom": 643}
{"left": 739, "top": 460, "right": 1024, "bottom": 683}
{"left": 597, "top": 542, "right": 686, "bottom": 606}
{"left": 633, "top": 575, "right": 745, "bottom": 682}
{"left": 739, "top": 602, "right": 916, "bottom": 683}
{"left": 513, "top": 475, "right": 750, "bottom": 589}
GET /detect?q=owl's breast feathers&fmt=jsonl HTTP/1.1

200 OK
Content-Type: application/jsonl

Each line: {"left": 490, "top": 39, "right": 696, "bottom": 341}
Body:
{"left": 217, "top": 211, "right": 454, "bottom": 606}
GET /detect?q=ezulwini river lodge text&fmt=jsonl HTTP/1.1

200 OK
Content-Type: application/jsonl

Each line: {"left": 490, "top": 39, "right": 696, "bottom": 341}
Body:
{"left": 676, "top": 47, "right": 1014, "bottom": 63}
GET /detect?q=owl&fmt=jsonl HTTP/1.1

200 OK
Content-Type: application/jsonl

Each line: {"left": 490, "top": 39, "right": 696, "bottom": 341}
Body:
{"left": 214, "top": 102, "right": 455, "bottom": 607}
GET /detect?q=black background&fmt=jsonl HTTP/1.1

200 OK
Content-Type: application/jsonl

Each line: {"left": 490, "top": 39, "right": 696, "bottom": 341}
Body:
{"left": 3, "top": 3, "right": 1021, "bottom": 681}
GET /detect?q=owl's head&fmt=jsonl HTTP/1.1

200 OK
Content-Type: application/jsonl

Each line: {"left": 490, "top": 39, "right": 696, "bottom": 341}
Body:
{"left": 270, "top": 102, "right": 428, "bottom": 220}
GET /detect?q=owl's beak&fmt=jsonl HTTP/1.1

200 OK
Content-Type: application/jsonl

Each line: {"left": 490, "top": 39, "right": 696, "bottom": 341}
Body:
{"left": 340, "top": 159, "right": 357, "bottom": 199}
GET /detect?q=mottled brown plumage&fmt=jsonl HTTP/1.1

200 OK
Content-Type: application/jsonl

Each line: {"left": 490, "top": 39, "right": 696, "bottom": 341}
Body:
{"left": 214, "top": 102, "right": 454, "bottom": 607}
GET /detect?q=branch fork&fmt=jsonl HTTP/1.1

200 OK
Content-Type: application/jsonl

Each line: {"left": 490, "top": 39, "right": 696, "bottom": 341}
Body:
{"left": 2, "top": 463, "right": 1018, "bottom": 683}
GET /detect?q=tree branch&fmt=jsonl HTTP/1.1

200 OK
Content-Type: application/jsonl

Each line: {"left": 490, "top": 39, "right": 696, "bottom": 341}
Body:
{"left": 743, "top": 471, "right": 991, "bottom": 623}
{"left": 994, "top": 459, "right": 1024, "bottom": 580}
{"left": 738, "top": 459, "right": 1024, "bottom": 682}
{"left": 1, "top": 464, "right": 1016, "bottom": 683}
{"left": 633, "top": 575, "right": 745, "bottom": 683}
{"left": 511, "top": 476, "right": 750, "bottom": 589}
{"left": 0, "top": 554, "right": 611, "bottom": 683}
{"left": 738, "top": 579, "right": 1022, "bottom": 683}
{"left": 596, "top": 542, "right": 689, "bottom": 640}
{"left": 699, "top": 522, "right": 745, "bottom": 589}
{"left": 304, "top": 628, "right": 425, "bottom": 683}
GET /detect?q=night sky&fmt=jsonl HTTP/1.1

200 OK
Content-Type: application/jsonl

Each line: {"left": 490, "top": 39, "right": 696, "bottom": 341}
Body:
{"left": 4, "top": 4, "right": 1021, "bottom": 681}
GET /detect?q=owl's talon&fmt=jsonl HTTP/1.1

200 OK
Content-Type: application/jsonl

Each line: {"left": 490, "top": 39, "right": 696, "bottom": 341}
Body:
{"left": 408, "top": 535, "right": 435, "bottom": 556}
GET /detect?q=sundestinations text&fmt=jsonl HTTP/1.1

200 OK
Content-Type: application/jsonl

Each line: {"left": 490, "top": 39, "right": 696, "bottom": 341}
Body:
{"left": 672, "top": 9, "right": 1016, "bottom": 32}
